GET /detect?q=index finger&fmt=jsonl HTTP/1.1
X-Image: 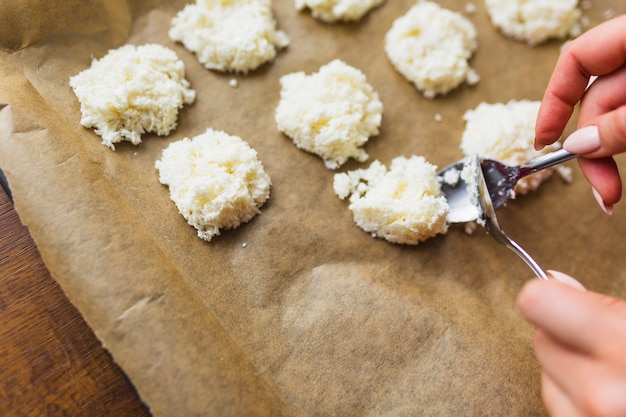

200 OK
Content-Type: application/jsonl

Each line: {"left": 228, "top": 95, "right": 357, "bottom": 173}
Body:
{"left": 536, "top": 15, "right": 626, "bottom": 148}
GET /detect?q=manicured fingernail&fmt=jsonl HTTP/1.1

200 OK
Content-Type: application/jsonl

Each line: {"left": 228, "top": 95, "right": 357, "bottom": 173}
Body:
{"left": 547, "top": 270, "right": 586, "bottom": 291}
{"left": 592, "top": 187, "right": 614, "bottom": 215}
{"left": 534, "top": 142, "right": 545, "bottom": 151}
{"left": 562, "top": 126, "right": 601, "bottom": 154}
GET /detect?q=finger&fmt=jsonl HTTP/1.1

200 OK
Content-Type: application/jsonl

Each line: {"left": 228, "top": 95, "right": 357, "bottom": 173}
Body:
{"left": 541, "top": 370, "right": 585, "bottom": 417}
{"left": 534, "top": 330, "right": 590, "bottom": 400}
{"left": 598, "top": 105, "right": 626, "bottom": 157}
{"left": 578, "top": 65, "right": 626, "bottom": 126}
{"left": 560, "top": 121, "right": 624, "bottom": 209}
{"left": 577, "top": 157, "right": 622, "bottom": 209}
{"left": 535, "top": 15, "right": 626, "bottom": 148}
{"left": 517, "top": 279, "right": 626, "bottom": 355}
{"left": 535, "top": 330, "right": 626, "bottom": 417}
{"left": 562, "top": 107, "right": 626, "bottom": 158}
{"left": 570, "top": 67, "right": 626, "bottom": 163}
{"left": 590, "top": 290, "right": 626, "bottom": 318}
{"left": 535, "top": 52, "right": 589, "bottom": 148}
{"left": 560, "top": 15, "right": 626, "bottom": 75}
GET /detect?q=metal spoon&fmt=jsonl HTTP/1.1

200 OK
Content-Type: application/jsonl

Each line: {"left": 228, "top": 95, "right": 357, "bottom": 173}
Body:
{"left": 437, "top": 148, "right": 576, "bottom": 223}
{"left": 481, "top": 148, "right": 576, "bottom": 209}
{"left": 467, "top": 155, "right": 549, "bottom": 280}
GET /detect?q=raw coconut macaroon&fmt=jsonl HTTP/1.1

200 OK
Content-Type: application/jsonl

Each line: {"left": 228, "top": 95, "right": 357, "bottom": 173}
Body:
{"left": 155, "top": 128, "right": 271, "bottom": 242}
{"left": 461, "top": 99, "right": 572, "bottom": 198}
{"left": 275, "top": 59, "right": 383, "bottom": 169}
{"left": 169, "top": 0, "right": 290, "bottom": 73}
{"left": 295, "top": 0, "right": 386, "bottom": 23}
{"left": 333, "top": 156, "right": 449, "bottom": 245}
{"left": 385, "top": 0, "right": 479, "bottom": 99}
{"left": 69, "top": 44, "right": 196, "bottom": 150}
{"left": 485, "top": 0, "right": 583, "bottom": 45}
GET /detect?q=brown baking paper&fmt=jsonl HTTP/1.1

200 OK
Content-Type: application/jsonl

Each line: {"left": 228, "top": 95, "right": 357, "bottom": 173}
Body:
{"left": 2, "top": 1, "right": 626, "bottom": 415}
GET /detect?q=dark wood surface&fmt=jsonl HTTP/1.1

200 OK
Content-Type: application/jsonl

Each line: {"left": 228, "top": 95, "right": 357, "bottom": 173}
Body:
{"left": 0, "top": 188, "right": 151, "bottom": 416}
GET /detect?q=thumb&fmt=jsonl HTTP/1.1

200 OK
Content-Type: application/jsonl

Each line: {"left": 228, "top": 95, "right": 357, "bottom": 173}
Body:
{"left": 598, "top": 105, "right": 626, "bottom": 156}
{"left": 561, "top": 121, "right": 624, "bottom": 209}
{"left": 562, "top": 104, "right": 626, "bottom": 157}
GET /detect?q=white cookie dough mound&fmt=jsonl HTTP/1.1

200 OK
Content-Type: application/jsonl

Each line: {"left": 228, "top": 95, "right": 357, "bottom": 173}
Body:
{"left": 461, "top": 100, "right": 563, "bottom": 197}
{"left": 385, "top": 1, "right": 479, "bottom": 99}
{"left": 485, "top": 0, "right": 583, "bottom": 45}
{"left": 69, "top": 44, "right": 196, "bottom": 150}
{"left": 295, "top": 0, "right": 386, "bottom": 23}
{"left": 169, "top": 0, "right": 290, "bottom": 73}
{"left": 155, "top": 128, "right": 271, "bottom": 241}
{"left": 334, "top": 156, "right": 449, "bottom": 245}
{"left": 275, "top": 59, "right": 383, "bottom": 169}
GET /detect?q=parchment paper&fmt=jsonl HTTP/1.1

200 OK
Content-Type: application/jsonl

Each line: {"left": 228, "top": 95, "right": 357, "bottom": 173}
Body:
{"left": 2, "top": 1, "right": 626, "bottom": 415}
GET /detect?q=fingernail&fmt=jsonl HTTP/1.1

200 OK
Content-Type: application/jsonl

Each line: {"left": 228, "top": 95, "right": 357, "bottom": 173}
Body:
{"left": 534, "top": 142, "right": 545, "bottom": 151}
{"left": 592, "top": 187, "right": 614, "bottom": 215}
{"left": 562, "top": 126, "right": 601, "bottom": 154}
{"left": 547, "top": 270, "right": 586, "bottom": 291}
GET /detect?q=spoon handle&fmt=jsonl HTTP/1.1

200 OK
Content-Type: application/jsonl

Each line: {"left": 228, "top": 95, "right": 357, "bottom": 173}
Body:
{"left": 502, "top": 234, "right": 549, "bottom": 280}
{"left": 524, "top": 148, "right": 577, "bottom": 172}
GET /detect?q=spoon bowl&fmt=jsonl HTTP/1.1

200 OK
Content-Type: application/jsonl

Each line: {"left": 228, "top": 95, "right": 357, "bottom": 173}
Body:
{"left": 438, "top": 148, "right": 576, "bottom": 223}
{"left": 481, "top": 148, "right": 576, "bottom": 209}
{"left": 438, "top": 160, "right": 477, "bottom": 223}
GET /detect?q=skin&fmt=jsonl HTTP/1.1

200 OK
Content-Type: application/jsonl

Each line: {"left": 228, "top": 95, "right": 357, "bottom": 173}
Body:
{"left": 518, "top": 15, "right": 626, "bottom": 417}
{"left": 535, "top": 14, "right": 626, "bottom": 210}
{"left": 518, "top": 278, "right": 626, "bottom": 417}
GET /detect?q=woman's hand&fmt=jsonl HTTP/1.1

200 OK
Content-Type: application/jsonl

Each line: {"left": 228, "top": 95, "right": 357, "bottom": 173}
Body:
{"left": 535, "top": 15, "right": 626, "bottom": 213}
{"left": 518, "top": 274, "right": 626, "bottom": 417}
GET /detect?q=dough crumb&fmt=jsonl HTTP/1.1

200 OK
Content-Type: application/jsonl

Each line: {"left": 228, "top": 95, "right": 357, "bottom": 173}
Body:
{"left": 602, "top": 9, "right": 615, "bottom": 20}
{"left": 155, "top": 128, "right": 271, "bottom": 241}
{"left": 170, "top": 0, "right": 290, "bottom": 73}
{"left": 69, "top": 44, "right": 195, "bottom": 150}
{"left": 275, "top": 59, "right": 383, "bottom": 169}
{"left": 334, "top": 156, "right": 449, "bottom": 245}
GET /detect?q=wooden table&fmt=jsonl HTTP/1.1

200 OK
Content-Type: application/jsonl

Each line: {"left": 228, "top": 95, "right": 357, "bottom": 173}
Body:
{"left": 0, "top": 187, "right": 151, "bottom": 416}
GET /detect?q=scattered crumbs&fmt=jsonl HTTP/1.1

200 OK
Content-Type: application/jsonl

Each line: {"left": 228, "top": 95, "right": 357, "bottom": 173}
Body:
{"left": 466, "top": 68, "right": 480, "bottom": 85}
{"left": 442, "top": 167, "right": 460, "bottom": 186}
{"left": 556, "top": 165, "right": 574, "bottom": 184}
{"left": 580, "top": 0, "right": 592, "bottom": 10}
{"left": 580, "top": 15, "right": 590, "bottom": 28}
{"left": 229, "top": 79, "right": 239, "bottom": 88}
{"left": 464, "top": 221, "right": 477, "bottom": 235}
{"left": 434, "top": 113, "right": 443, "bottom": 122}
{"left": 241, "top": 242, "right": 247, "bottom": 248}
{"left": 602, "top": 8, "right": 615, "bottom": 20}
{"left": 465, "top": 3, "right": 476, "bottom": 14}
